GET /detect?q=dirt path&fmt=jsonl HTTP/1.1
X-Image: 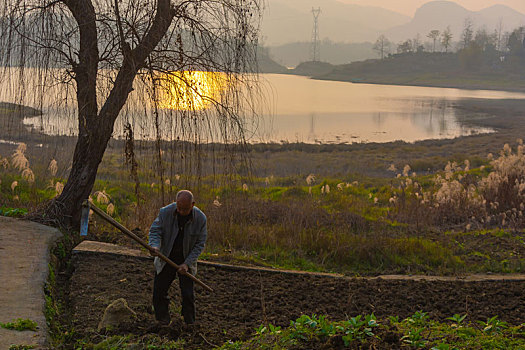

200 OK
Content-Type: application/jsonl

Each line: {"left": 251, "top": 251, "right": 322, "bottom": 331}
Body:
{"left": 74, "top": 240, "right": 525, "bottom": 283}
{"left": 0, "top": 217, "right": 61, "bottom": 350}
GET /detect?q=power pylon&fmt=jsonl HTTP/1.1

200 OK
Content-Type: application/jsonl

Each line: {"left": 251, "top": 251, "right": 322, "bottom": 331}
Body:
{"left": 311, "top": 7, "right": 321, "bottom": 62}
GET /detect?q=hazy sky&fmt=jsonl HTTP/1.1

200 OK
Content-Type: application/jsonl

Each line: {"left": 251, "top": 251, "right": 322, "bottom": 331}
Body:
{"left": 341, "top": 0, "right": 525, "bottom": 16}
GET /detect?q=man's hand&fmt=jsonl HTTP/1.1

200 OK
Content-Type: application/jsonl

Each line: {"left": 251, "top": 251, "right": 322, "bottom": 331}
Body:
{"left": 177, "top": 264, "right": 189, "bottom": 275}
{"left": 150, "top": 247, "right": 160, "bottom": 256}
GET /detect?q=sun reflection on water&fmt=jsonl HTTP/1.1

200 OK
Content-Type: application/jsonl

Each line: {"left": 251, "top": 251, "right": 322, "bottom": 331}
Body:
{"left": 156, "top": 71, "right": 228, "bottom": 111}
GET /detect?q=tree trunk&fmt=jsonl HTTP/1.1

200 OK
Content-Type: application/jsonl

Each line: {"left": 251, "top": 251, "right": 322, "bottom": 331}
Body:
{"left": 39, "top": 0, "right": 175, "bottom": 229}
{"left": 46, "top": 125, "right": 114, "bottom": 227}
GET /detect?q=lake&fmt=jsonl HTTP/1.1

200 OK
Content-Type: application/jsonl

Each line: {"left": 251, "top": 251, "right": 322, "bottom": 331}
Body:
{"left": 254, "top": 74, "right": 525, "bottom": 144}
{"left": 11, "top": 72, "right": 525, "bottom": 144}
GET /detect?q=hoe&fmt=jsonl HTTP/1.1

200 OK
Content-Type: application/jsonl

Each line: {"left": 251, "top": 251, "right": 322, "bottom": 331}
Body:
{"left": 80, "top": 200, "right": 213, "bottom": 292}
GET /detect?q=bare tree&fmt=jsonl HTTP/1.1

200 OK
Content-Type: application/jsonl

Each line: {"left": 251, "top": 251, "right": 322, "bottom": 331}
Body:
{"left": 0, "top": 0, "right": 262, "bottom": 227}
{"left": 495, "top": 19, "right": 504, "bottom": 51}
{"left": 397, "top": 39, "right": 413, "bottom": 54}
{"left": 441, "top": 26, "right": 453, "bottom": 53}
{"left": 427, "top": 30, "right": 440, "bottom": 52}
{"left": 413, "top": 33, "right": 424, "bottom": 53}
{"left": 461, "top": 18, "right": 474, "bottom": 49}
{"left": 474, "top": 27, "right": 496, "bottom": 51}
{"left": 373, "top": 35, "right": 391, "bottom": 59}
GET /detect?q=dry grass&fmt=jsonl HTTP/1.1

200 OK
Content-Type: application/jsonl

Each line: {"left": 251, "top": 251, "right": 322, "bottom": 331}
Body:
{"left": 390, "top": 141, "right": 525, "bottom": 231}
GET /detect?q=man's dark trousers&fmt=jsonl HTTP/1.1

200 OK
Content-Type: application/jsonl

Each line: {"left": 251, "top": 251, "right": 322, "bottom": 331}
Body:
{"left": 152, "top": 263, "right": 195, "bottom": 324}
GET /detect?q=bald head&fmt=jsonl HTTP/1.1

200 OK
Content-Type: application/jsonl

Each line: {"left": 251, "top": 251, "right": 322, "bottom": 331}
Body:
{"left": 176, "top": 190, "right": 195, "bottom": 216}
{"left": 176, "top": 190, "right": 194, "bottom": 203}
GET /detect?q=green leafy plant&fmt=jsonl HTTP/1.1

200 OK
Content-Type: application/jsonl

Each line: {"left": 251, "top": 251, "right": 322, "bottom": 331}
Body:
{"left": 288, "top": 314, "right": 320, "bottom": 341}
{"left": 0, "top": 207, "right": 28, "bottom": 217}
{"left": 0, "top": 319, "right": 38, "bottom": 331}
{"left": 446, "top": 313, "right": 467, "bottom": 327}
{"left": 337, "top": 314, "right": 379, "bottom": 346}
{"left": 401, "top": 328, "right": 427, "bottom": 348}
{"left": 256, "top": 323, "right": 282, "bottom": 336}
{"left": 388, "top": 315, "right": 400, "bottom": 324}
{"left": 405, "top": 310, "right": 430, "bottom": 327}
{"left": 478, "top": 316, "right": 508, "bottom": 335}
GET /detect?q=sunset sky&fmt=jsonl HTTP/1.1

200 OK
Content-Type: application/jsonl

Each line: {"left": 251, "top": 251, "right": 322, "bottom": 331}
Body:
{"left": 340, "top": 0, "right": 525, "bottom": 16}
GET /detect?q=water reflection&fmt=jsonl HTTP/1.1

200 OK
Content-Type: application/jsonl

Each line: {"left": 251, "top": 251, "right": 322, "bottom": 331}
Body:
{"left": 155, "top": 71, "right": 228, "bottom": 111}
{"left": 256, "top": 74, "right": 525, "bottom": 143}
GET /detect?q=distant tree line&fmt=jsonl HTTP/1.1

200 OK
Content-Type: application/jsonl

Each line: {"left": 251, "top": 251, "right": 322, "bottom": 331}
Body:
{"left": 373, "top": 19, "right": 525, "bottom": 70}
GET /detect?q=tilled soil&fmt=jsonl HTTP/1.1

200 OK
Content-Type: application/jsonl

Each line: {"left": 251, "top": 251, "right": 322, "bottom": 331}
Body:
{"left": 69, "top": 252, "right": 525, "bottom": 348}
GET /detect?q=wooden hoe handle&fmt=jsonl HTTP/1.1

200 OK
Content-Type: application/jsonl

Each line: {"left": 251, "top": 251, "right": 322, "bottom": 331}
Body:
{"left": 83, "top": 200, "right": 214, "bottom": 293}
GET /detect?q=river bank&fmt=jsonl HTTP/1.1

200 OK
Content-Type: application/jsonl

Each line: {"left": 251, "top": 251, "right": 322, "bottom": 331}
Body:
{"left": 1, "top": 94, "right": 525, "bottom": 180}
{"left": 314, "top": 74, "right": 525, "bottom": 94}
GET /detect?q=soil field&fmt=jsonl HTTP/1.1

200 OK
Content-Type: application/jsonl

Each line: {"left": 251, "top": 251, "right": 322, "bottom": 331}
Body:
{"left": 68, "top": 252, "right": 525, "bottom": 348}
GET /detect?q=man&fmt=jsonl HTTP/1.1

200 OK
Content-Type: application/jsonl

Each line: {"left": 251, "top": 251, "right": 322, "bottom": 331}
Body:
{"left": 149, "top": 190, "right": 207, "bottom": 325}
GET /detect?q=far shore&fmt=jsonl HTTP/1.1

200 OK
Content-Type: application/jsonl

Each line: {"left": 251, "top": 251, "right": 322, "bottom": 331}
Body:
{"left": 309, "top": 74, "right": 525, "bottom": 94}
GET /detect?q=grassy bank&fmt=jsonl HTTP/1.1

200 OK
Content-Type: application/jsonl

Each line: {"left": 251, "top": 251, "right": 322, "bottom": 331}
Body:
{"left": 308, "top": 52, "right": 525, "bottom": 93}
{"left": 1, "top": 139, "right": 525, "bottom": 276}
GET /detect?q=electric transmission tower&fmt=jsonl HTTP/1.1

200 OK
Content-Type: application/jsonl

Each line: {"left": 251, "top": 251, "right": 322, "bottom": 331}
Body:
{"left": 311, "top": 7, "right": 321, "bottom": 62}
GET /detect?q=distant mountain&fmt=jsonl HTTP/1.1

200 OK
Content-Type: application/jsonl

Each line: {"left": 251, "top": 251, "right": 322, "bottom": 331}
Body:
{"left": 262, "top": 0, "right": 410, "bottom": 46}
{"left": 385, "top": 1, "right": 525, "bottom": 43}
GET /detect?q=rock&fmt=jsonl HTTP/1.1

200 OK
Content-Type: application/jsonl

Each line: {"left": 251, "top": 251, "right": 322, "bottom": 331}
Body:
{"left": 97, "top": 298, "right": 137, "bottom": 331}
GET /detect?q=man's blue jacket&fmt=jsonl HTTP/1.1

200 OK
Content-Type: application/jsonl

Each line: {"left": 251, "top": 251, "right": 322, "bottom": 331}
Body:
{"left": 148, "top": 203, "right": 207, "bottom": 275}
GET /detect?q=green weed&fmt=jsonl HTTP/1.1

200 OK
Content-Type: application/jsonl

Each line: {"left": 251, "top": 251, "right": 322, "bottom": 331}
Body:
{"left": 0, "top": 206, "right": 28, "bottom": 217}
{"left": 0, "top": 319, "right": 38, "bottom": 331}
{"left": 8, "top": 346, "right": 35, "bottom": 350}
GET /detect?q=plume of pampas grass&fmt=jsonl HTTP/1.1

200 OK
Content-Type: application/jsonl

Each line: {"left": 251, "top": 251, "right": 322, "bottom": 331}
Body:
{"left": 48, "top": 159, "right": 58, "bottom": 176}
{"left": 11, "top": 181, "right": 18, "bottom": 192}
{"left": 94, "top": 190, "right": 110, "bottom": 204}
{"left": 55, "top": 182, "right": 64, "bottom": 196}
{"left": 306, "top": 174, "right": 315, "bottom": 185}
{"left": 11, "top": 150, "right": 29, "bottom": 171}
{"left": 22, "top": 168, "right": 35, "bottom": 184}
{"left": 16, "top": 143, "right": 26, "bottom": 153}
{"left": 106, "top": 203, "right": 115, "bottom": 216}
{"left": 402, "top": 165, "right": 411, "bottom": 177}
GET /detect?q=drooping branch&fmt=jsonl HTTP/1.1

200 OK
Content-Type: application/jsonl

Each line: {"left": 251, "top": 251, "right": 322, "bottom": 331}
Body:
{"left": 98, "top": 0, "right": 175, "bottom": 130}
